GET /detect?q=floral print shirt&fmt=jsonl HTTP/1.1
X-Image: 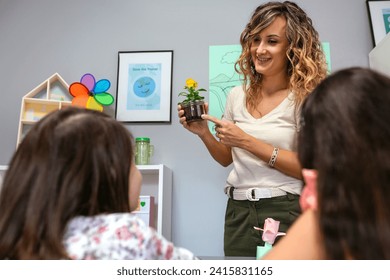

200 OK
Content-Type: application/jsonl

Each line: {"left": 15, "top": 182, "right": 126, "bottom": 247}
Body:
{"left": 63, "top": 213, "right": 197, "bottom": 260}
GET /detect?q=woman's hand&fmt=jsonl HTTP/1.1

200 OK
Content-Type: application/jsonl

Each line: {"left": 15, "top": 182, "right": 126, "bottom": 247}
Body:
{"left": 202, "top": 114, "right": 301, "bottom": 177}
{"left": 201, "top": 114, "right": 247, "bottom": 147}
{"left": 178, "top": 107, "right": 233, "bottom": 166}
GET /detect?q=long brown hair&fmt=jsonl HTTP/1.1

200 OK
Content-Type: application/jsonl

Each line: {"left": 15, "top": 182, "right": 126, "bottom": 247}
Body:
{"left": 235, "top": 1, "right": 327, "bottom": 111}
{"left": 299, "top": 67, "right": 390, "bottom": 259}
{"left": 0, "top": 107, "right": 134, "bottom": 259}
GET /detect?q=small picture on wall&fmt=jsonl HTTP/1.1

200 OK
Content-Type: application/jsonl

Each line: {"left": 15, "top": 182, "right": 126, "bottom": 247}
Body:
{"left": 367, "top": 0, "right": 390, "bottom": 46}
{"left": 115, "top": 50, "right": 173, "bottom": 123}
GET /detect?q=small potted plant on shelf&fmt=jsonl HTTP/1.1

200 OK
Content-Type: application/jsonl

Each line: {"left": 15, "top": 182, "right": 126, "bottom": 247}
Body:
{"left": 178, "top": 78, "right": 207, "bottom": 122}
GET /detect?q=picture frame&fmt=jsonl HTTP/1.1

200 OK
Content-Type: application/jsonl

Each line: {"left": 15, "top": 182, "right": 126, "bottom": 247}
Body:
{"left": 367, "top": 0, "right": 390, "bottom": 46}
{"left": 115, "top": 50, "right": 173, "bottom": 123}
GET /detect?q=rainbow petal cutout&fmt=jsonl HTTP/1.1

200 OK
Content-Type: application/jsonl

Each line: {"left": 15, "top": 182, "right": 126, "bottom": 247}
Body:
{"left": 69, "top": 73, "right": 114, "bottom": 112}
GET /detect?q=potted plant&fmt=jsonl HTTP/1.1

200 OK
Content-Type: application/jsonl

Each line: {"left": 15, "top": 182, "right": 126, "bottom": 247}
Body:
{"left": 178, "top": 78, "right": 207, "bottom": 122}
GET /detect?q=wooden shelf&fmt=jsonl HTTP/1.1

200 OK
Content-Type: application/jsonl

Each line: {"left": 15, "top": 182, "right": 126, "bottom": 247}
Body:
{"left": 17, "top": 73, "right": 71, "bottom": 146}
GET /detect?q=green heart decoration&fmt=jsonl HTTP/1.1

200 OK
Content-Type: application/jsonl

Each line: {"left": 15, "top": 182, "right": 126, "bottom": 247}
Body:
{"left": 140, "top": 201, "right": 146, "bottom": 207}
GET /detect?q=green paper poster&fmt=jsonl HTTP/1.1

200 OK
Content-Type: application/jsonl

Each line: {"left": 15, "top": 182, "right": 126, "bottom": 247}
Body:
{"left": 208, "top": 45, "right": 242, "bottom": 133}
{"left": 322, "top": 42, "right": 332, "bottom": 74}
{"left": 383, "top": 8, "right": 390, "bottom": 34}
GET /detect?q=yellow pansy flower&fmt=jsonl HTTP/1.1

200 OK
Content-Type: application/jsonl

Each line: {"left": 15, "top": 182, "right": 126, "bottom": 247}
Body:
{"left": 185, "top": 78, "right": 198, "bottom": 89}
{"left": 178, "top": 78, "right": 207, "bottom": 105}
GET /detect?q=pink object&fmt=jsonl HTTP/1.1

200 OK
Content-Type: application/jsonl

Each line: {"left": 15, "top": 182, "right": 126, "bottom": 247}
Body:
{"left": 254, "top": 218, "right": 286, "bottom": 245}
{"left": 299, "top": 169, "right": 318, "bottom": 211}
{"left": 262, "top": 218, "right": 280, "bottom": 244}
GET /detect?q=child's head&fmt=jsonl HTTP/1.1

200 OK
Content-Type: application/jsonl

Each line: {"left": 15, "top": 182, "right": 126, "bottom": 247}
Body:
{"left": 298, "top": 67, "right": 390, "bottom": 259}
{"left": 0, "top": 106, "right": 141, "bottom": 258}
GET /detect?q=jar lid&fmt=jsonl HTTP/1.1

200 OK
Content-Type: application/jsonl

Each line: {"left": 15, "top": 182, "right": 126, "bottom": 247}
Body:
{"left": 135, "top": 137, "right": 150, "bottom": 142}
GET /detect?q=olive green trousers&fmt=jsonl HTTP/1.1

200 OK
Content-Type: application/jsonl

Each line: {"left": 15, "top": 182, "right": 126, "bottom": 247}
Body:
{"left": 224, "top": 193, "right": 301, "bottom": 257}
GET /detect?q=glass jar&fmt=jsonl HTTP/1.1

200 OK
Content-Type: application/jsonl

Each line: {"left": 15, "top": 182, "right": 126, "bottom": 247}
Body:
{"left": 135, "top": 137, "right": 154, "bottom": 165}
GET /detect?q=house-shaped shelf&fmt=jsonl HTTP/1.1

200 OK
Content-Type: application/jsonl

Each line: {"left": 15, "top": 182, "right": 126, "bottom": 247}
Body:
{"left": 17, "top": 73, "right": 72, "bottom": 146}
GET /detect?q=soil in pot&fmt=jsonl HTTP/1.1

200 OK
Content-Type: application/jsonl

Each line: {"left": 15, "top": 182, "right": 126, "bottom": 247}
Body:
{"left": 181, "top": 100, "right": 205, "bottom": 123}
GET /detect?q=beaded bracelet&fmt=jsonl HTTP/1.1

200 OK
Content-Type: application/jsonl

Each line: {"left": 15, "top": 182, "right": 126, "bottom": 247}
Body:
{"left": 268, "top": 147, "right": 279, "bottom": 167}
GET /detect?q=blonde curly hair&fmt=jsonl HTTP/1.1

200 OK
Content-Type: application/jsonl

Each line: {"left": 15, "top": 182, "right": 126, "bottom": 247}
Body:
{"left": 235, "top": 1, "right": 328, "bottom": 110}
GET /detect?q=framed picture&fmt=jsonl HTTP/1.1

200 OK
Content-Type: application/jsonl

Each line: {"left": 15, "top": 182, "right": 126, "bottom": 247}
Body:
{"left": 367, "top": 0, "right": 390, "bottom": 46}
{"left": 115, "top": 50, "right": 173, "bottom": 123}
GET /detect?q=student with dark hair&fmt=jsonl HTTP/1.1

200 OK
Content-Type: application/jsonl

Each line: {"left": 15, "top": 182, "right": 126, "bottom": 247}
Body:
{"left": 0, "top": 107, "right": 196, "bottom": 260}
{"left": 263, "top": 67, "right": 390, "bottom": 259}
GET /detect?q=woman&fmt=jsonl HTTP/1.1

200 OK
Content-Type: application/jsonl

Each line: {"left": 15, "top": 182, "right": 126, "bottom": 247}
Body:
{"left": 264, "top": 67, "right": 390, "bottom": 259}
{"left": 0, "top": 107, "right": 196, "bottom": 260}
{"left": 178, "top": 1, "right": 327, "bottom": 256}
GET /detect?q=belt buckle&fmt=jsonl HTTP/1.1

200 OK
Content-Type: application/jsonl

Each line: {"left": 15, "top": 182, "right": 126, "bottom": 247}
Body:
{"left": 246, "top": 188, "right": 259, "bottom": 201}
{"left": 229, "top": 186, "right": 235, "bottom": 199}
{"left": 225, "top": 186, "right": 235, "bottom": 199}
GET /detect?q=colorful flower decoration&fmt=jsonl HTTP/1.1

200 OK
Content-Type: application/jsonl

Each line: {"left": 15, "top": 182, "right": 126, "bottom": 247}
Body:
{"left": 69, "top": 73, "right": 114, "bottom": 112}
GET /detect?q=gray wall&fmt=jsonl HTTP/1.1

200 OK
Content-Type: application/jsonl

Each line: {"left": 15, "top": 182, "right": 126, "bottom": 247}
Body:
{"left": 0, "top": 0, "right": 372, "bottom": 256}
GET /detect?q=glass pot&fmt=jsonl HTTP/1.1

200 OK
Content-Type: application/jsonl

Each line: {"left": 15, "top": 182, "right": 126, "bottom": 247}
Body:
{"left": 181, "top": 100, "right": 205, "bottom": 123}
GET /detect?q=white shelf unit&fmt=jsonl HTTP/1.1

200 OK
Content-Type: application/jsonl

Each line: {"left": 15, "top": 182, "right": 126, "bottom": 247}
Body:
{"left": 136, "top": 164, "right": 172, "bottom": 240}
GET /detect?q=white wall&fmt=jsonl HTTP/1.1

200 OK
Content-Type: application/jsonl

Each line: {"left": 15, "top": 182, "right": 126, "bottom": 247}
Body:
{"left": 0, "top": 0, "right": 372, "bottom": 256}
